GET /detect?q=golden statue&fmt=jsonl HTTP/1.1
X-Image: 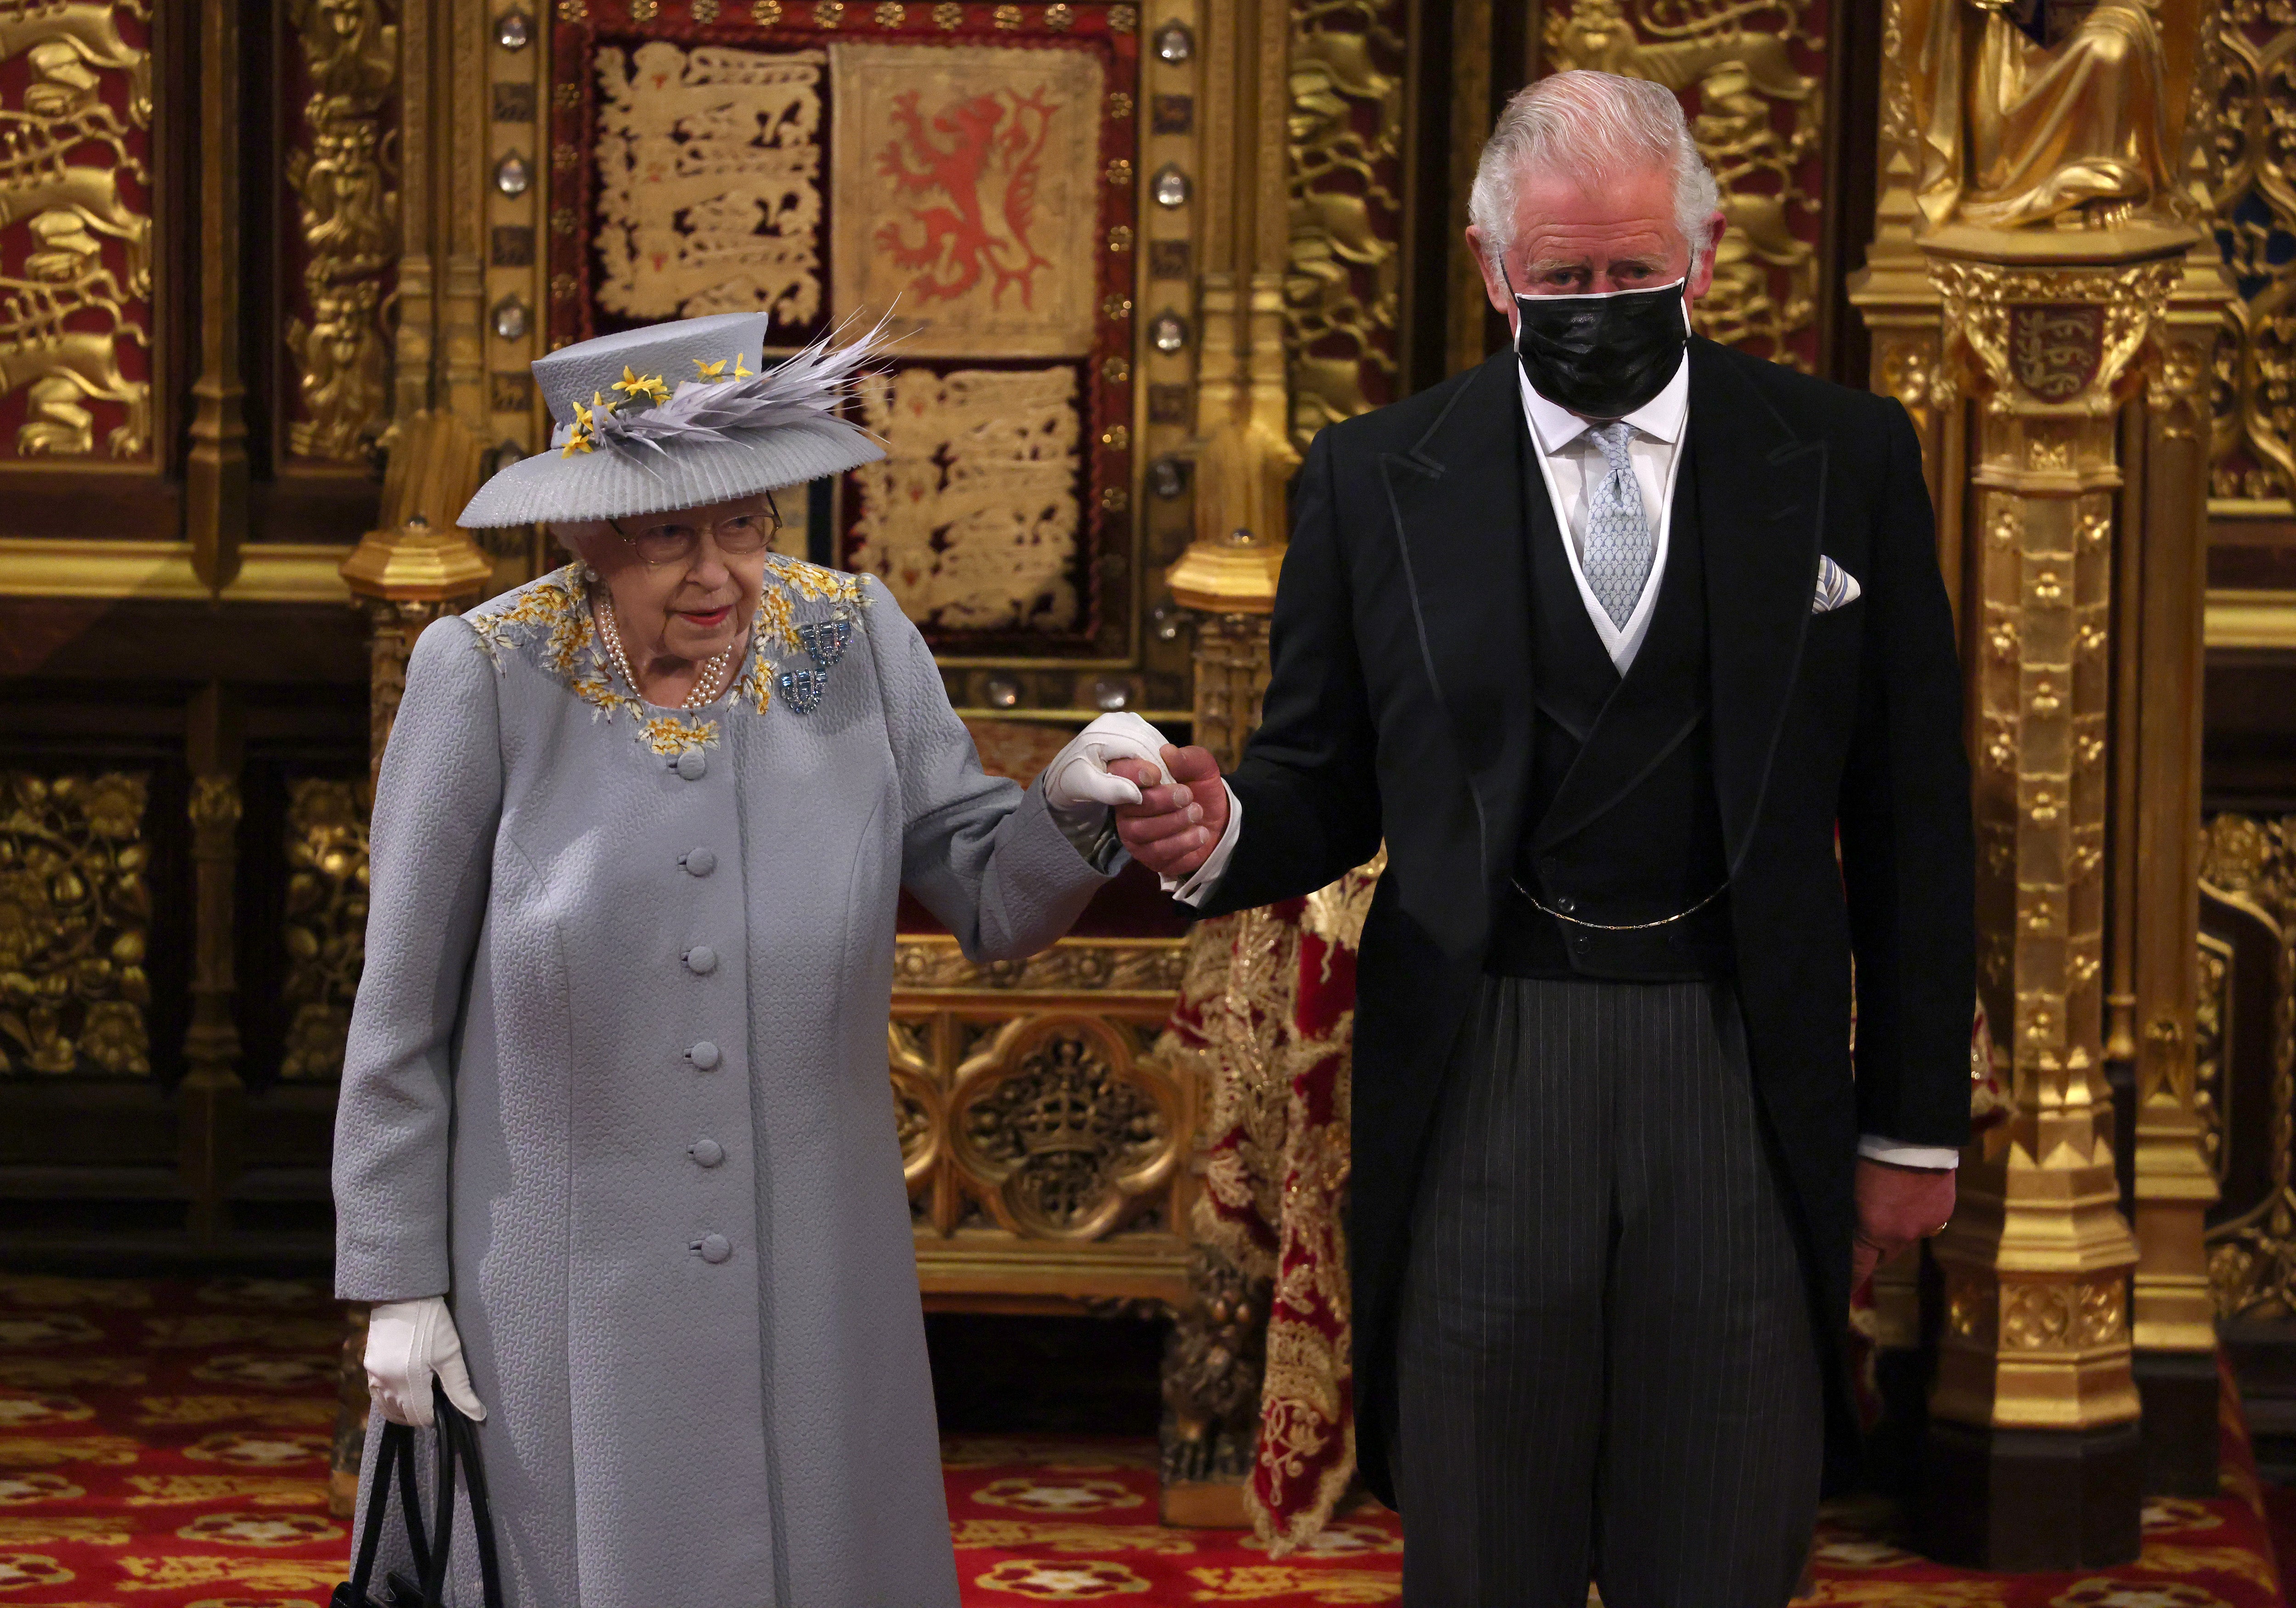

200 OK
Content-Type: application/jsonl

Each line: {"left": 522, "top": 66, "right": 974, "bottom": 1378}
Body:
{"left": 1905, "top": 0, "right": 2201, "bottom": 231}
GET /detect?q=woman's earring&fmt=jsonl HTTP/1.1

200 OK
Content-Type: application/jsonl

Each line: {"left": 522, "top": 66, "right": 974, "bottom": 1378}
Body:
{"left": 580, "top": 564, "right": 598, "bottom": 584}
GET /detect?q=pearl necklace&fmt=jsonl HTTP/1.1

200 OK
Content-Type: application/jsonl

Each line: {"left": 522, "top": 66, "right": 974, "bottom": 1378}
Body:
{"left": 594, "top": 591, "right": 736, "bottom": 711}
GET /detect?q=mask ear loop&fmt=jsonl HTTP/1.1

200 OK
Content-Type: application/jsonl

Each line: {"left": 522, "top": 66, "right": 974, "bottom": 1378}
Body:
{"left": 1497, "top": 260, "right": 1524, "bottom": 340}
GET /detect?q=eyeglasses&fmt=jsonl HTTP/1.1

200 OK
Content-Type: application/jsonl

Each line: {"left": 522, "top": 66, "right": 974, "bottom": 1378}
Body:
{"left": 608, "top": 491, "right": 783, "bottom": 567}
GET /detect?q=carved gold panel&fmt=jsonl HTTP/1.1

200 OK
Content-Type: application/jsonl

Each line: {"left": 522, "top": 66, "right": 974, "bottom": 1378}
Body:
{"left": 947, "top": 1012, "right": 1181, "bottom": 1238}
{"left": 0, "top": 0, "right": 153, "bottom": 461}
{"left": 0, "top": 772, "right": 150, "bottom": 1077}
{"left": 2200, "top": 812, "right": 2296, "bottom": 1321}
{"left": 279, "top": 778, "right": 371, "bottom": 1081}
{"left": 889, "top": 1017, "right": 943, "bottom": 1189}
{"left": 2187, "top": 3, "right": 2295, "bottom": 508}
{"left": 283, "top": 0, "right": 399, "bottom": 463}
{"left": 893, "top": 932, "right": 1193, "bottom": 1303}
{"left": 2198, "top": 928, "right": 2233, "bottom": 1183}
{"left": 1283, "top": 0, "right": 1403, "bottom": 455}
{"left": 591, "top": 43, "right": 825, "bottom": 330}
{"left": 830, "top": 41, "right": 1104, "bottom": 357}
{"left": 1544, "top": 0, "right": 1826, "bottom": 370}
{"left": 846, "top": 363, "right": 1084, "bottom": 632}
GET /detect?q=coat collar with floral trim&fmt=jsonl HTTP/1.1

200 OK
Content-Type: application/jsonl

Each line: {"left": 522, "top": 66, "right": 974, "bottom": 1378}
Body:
{"left": 463, "top": 556, "right": 869, "bottom": 756}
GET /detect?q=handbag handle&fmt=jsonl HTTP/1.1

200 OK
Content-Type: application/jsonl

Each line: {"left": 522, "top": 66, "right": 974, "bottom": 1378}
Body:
{"left": 411, "top": 1381, "right": 507, "bottom": 1608}
{"left": 440, "top": 1389, "right": 507, "bottom": 1608}
{"left": 334, "top": 1416, "right": 431, "bottom": 1608}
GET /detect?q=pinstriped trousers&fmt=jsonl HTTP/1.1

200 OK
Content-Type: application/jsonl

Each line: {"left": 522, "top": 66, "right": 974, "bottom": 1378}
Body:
{"left": 1390, "top": 976, "right": 1822, "bottom": 1608}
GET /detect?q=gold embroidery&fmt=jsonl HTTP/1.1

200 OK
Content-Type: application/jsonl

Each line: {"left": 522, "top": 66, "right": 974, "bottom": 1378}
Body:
{"left": 469, "top": 558, "right": 870, "bottom": 743}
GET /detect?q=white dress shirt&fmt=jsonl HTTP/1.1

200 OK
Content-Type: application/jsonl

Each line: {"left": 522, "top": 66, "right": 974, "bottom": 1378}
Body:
{"left": 1517, "top": 358, "right": 1686, "bottom": 674}
{"left": 1159, "top": 355, "right": 1956, "bottom": 1170}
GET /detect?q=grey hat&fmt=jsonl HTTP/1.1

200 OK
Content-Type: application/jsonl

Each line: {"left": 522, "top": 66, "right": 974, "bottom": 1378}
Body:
{"left": 458, "top": 311, "right": 890, "bottom": 529}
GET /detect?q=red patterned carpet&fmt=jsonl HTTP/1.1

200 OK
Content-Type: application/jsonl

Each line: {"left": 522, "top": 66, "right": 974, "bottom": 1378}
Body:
{"left": 0, "top": 1275, "right": 2283, "bottom": 1606}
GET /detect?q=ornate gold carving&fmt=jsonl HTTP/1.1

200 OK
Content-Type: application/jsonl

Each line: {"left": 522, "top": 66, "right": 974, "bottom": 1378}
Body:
{"left": 1946, "top": 1266, "right": 1998, "bottom": 1344}
{"left": 1998, "top": 1278, "right": 2127, "bottom": 1350}
{"left": 0, "top": 772, "right": 150, "bottom": 1077}
{"left": 1161, "top": 1243, "right": 1268, "bottom": 1486}
{"left": 1283, "top": 0, "right": 1402, "bottom": 452}
{"left": 2203, "top": 9, "right": 2296, "bottom": 504}
{"left": 361, "top": 601, "right": 457, "bottom": 779}
{"left": 1924, "top": 245, "right": 2192, "bottom": 1435}
{"left": 846, "top": 364, "right": 1083, "bottom": 632}
{"left": 280, "top": 779, "right": 371, "bottom": 1082}
{"left": 1932, "top": 256, "right": 2179, "bottom": 418}
{"left": 829, "top": 43, "right": 1104, "bottom": 357}
{"left": 2200, "top": 812, "right": 2296, "bottom": 1320}
{"left": 0, "top": 0, "right": 152, "bottom": 458}
{"left": 285, "top": 0, "right": 398, "bottom": 462}
{"left": 946, "top": 1016, "right": 1182, "bottom": 1238}
{"left": 2197, "top": 930, "right": 2233, "bottom": 1181}
{"left": 1545, "top": 0, "right": 1823, "bottom": 368}
{"left": 182, "top": 770, "right": 242, "bottom": 1096}
{"left": 893, "top": 936, "right": 1189, "bottom": 993}
{"left": 592, "top": 44, "right": 825, "bottom": 328}
{"left": 888, "top": 1019, "right": 941, "bottom": 1189}
{"left": 1190, "top": 611, "right": 1272, "bottom": 775}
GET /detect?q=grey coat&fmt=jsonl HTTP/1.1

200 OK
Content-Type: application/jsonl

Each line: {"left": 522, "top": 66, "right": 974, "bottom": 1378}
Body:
{"left": 332, "top": 559, "right": 1111, "bottom": 1608}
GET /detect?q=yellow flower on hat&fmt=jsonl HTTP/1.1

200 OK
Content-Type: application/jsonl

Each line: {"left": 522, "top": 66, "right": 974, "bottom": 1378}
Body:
{"left": 561, "top": 392, "right": 601, "bottom": 456}
{"left": 733, "top": 354, "right": 754, "bottom": 378}
{"left": 611, "top": 366, "right": 670, "bottom": 405}
{"left": 693, "top": 358, "right": 728, "bottom": 380}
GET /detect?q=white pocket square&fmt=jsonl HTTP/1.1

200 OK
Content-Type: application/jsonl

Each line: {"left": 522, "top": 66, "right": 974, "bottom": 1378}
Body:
{"left": 1812, "top": 556, "right": 1862, "bottom": 614}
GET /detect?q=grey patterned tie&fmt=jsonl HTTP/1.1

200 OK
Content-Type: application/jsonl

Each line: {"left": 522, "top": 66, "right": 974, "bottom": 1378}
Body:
{"left": 1581, "top": 420, "right": 1652, "bottom": 630}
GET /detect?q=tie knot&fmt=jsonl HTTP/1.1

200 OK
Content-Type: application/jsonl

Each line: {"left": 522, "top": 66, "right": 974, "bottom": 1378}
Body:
{"left": 1587, "top": 420, "right": 1635, "bottom": 469}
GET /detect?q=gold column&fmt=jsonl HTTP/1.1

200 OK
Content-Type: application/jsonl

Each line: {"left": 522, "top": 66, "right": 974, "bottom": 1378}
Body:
{"left": 1859, "top": 0, "right": 2230, "bottom": 1560}
{"left": 180, "top": 685, "right": 245, "bottom": 1245}
{"left": 338, "top": 410, "right": 497, "bottom": 769}
{"left": 2124, "top": 245, "right": 2228, "bottom": 1492}
{"left": 187, "top": 0, "right": 251, "bottom": 588}
{"left": 1920, "top": 227, "right": 2190, "bottom": 1569}
{"left": 394, "top": 0, "right": 493, "bottom": 432}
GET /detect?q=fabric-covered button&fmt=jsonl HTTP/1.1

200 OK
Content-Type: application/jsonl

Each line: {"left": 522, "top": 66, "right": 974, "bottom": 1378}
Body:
{"left": 685, "top": 1041, "right": 721, "bottom": 1070}
{"left": 695, "top": 1234, "right": 732, "bottom": 1264}
{"left": 684, "top": 945, "right": 718, "bottom": 976}
{"left": 675, "top": 749, "right": 708, "bottom": 781}
{"left": 681, "top": 847, "right": 716, "bottom": 878}
{"left": 690, "top": 1139, "right": 725, "bottom": 1168}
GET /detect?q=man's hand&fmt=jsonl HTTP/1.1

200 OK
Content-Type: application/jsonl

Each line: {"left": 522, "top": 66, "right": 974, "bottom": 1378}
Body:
{"left": 1111, "top": 745, "right": 1230, "bottom": 880}
{"left": 1852, "top": 1158, "right": 1957, "bottom": 1291}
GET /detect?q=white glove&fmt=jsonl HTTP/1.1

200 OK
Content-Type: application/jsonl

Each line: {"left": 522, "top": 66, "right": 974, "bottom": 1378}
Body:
{"left": 365, "top": 1296, "right": 486, "bottom": 1427}
{"left": 1042, "top": 713, "right": 1176, "bottom": 812}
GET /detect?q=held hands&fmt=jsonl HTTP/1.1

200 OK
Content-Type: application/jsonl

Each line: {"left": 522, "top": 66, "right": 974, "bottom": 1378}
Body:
{"left": 1852, "top": 1158, "right": 1957, "bottom": 1292}
{"left": 1041, "top": 713, "right": 1176, "bottom": 812}
{"left": 365, "top": 1296, "right": 487, "bottom": 1428}
{"left": 1109, "top": 745, "right": 1229, "bottom": 880}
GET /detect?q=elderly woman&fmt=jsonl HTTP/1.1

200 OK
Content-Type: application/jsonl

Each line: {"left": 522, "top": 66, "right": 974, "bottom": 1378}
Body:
{"left": 331, "top": 311, "right": 1172, "bottom": 1607}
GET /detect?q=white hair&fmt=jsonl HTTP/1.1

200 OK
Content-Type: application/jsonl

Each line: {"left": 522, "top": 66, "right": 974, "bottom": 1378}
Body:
{"left": 1469, "top": 70, "right": 1721, "bottom": 277}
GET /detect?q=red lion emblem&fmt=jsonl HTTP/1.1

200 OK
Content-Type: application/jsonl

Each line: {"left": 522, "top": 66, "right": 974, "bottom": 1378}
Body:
{"left": 872, "top": 85, "right": 1058, "bottom": 310}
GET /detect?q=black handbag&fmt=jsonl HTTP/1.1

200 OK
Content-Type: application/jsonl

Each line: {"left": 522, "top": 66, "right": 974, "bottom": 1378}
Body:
{"left": 333, "top": 1381, "right": 506, "bottom": 1608}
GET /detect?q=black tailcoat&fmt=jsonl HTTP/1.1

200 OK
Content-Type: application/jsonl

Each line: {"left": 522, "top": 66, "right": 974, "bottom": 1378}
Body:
{"left": 1194, "top": 339, "right": 1976, "bottom": 1503}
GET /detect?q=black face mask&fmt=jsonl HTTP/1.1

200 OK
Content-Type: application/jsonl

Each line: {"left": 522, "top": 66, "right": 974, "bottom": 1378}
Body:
{"left": 1508, "top": 276, "right": 1689, "bottom": 419}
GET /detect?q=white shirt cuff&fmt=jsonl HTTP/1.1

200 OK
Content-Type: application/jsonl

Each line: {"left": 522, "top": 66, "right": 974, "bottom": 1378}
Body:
{"left": 1858, "top": 1134, "right": 1960, "bottom": 1170}
{"left": 1162, "top": 783, "right": 1243, "bottom": 907}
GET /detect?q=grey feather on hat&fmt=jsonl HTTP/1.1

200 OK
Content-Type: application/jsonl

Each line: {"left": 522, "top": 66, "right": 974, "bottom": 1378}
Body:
{"left": 457, "top": 310, "right": 895, "bottom": 530}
